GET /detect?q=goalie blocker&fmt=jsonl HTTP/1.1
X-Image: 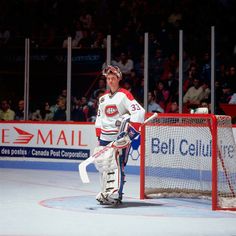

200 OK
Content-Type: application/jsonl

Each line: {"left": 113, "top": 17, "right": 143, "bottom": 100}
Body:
{"left": 112, "top": 125, "right": 140, "bottom": 149}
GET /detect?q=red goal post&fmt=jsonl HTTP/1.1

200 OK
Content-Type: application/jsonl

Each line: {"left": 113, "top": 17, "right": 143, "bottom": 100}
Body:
{"left": 140, "top": 113, "right": 236, "bottom": 211}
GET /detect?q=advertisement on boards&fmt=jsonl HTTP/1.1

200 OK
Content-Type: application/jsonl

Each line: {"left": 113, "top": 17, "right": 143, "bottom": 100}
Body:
{"left": 0, "top": 122, "right": 97, "bottom": 161}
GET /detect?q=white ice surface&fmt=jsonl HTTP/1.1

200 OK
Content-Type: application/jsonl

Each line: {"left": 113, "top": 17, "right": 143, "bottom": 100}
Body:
{"left": 1, "top": 168, "right": 236, "bottom": 236}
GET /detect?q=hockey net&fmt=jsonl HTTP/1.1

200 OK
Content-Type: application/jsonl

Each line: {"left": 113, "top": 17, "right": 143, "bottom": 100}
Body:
{"left": 140, "top": 113, "right": 236, "bottom": 210}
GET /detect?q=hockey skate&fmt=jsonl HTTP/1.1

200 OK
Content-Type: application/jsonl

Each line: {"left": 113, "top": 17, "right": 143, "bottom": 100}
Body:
{"left": 96, "top": 192, "right": 109, "bottom": 205}
{"left": 96, "top": 192, "right": 122, "bottom": 206}
{"left": 104, "top": 192, "right": 122, "bottom": 206}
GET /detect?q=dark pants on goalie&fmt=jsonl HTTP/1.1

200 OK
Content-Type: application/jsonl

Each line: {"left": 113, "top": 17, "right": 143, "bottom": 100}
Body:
{"left": 99, "top": 139, "right": 130, "bottom": 200}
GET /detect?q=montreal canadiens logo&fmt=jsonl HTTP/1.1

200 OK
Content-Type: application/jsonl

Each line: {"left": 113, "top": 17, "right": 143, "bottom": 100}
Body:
{"left": 105, "top": 105, "right": 118, "bottom": 116}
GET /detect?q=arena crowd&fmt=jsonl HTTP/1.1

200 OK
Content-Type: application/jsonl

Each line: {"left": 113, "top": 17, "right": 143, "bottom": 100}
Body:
{"left": 0, "top": 0, "right": 236, "bottom": 121}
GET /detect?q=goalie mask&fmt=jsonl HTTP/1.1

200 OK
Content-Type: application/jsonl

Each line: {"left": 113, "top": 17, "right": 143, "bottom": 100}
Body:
{"left": 102, "top": 65, "right": 122, "bottom": 79}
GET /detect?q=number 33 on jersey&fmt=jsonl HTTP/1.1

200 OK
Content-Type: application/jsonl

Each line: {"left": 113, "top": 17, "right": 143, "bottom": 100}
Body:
{"left": 95, "top": 88, "right": 145, "bottom": 142}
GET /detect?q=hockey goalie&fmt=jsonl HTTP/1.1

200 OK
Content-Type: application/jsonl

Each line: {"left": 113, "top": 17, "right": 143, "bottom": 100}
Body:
{"left": 94, "top": 65, "right": 145, "bottom": 205}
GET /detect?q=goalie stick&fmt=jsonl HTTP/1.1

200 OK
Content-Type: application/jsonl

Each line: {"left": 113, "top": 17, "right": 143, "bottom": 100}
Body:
{"left": 78, "top": 112, "right": 158, "bottom": 183}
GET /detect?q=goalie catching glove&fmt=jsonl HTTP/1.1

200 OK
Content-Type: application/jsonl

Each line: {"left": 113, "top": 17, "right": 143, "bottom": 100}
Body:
{"left": 112, "top": 125, "right": 140, "bottom": 149}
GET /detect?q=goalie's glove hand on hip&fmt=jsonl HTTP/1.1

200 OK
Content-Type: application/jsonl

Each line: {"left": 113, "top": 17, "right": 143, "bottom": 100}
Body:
{"left": 112, "top": 126, "right": 140, "bottom": 149}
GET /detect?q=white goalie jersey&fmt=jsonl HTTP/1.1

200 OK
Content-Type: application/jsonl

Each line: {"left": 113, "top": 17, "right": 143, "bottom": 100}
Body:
{"left": 95, "top": 88, "right": 145, "bottom": 142}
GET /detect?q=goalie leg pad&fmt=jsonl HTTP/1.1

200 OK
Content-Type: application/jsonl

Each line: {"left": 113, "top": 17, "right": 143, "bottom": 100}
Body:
{"left": 94, "top": 146, "right": 118, "bottom": 173}
{"left": 95, "top": 172, "right": 107, "bottom": 204}
{"left": 94, "top": 146, "right": 125, "bottom": 204}
{"left": 103, "top": 169, "right": 121, "bottom": 202}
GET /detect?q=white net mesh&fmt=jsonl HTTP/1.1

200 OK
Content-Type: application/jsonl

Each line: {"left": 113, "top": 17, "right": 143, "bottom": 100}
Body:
{"left": 142, "top": 114, "right": 236, "bottom": 210}
{"left": 216, "top": 116, "right": 236, "bottom": 208}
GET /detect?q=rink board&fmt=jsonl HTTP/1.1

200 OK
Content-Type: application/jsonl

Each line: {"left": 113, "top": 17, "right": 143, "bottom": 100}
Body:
{"left": 0, "top": 122, "right": 236, "bottom": 175}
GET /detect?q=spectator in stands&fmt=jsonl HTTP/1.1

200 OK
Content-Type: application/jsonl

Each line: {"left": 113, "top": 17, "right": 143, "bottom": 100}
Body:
{"left": 215, "top": 80, "right": 224, "bottom": 104}
{"left": 216, "top": 62, "right": 227, "bottom": 82}
{"left": 50, "top": 97, "right": 60, "bottom": 116}
{"left": 148, "top": 91, "right": 164, "bottom": 113}
{"left": 161, "top": 52, "right": 178, "bottom": 82}
{"left": 198, "top": 98, "right": 211, "bottom": 113}
{"left": 127, "top": 69, "right": 142, "bottom": 99}
{"left": 154, "top": 80, "right": 170, "bottom": 111}
{"left": 117, "top": 51, "right": 134, "bottom": 80}
{"left": 122, "top": 79, "right": 133, "bottom": 93}
{"left": 168, "top": 100, "right": 179, "bottom": 113}
{"left": 91, "top": 31, "right": 106, "bottom": 49}
{"left": 87, "top": 89, "right": 104, "bottom": 122}
{"left": 101, "top": 52, "right": 120, "bottom": 70}
{"left": 164, "top": 68, "right": 179, "bottom": 99}
{"left": 15, "top": 99, "right": 25, "bottom": 120}
{"left": 80, "top": 96, "right": 90, "bottom": 121}
{"left": 87, "top": 101, "right": 97, "bottom": 122}
{"left": 168, "top": 6, "right": 182, "bottom": 28}
{"left": 53, "top": 97, "right": 66, "bottom": 121}
{"left": 226, "top": 66, "right": 236, "bottom": 93}
{"left": 200, "top": 52, "right": 211, "bottom": 84}
{"left": 165, "top": 95, "right": 179, "bottom": 113}
{"left": 0, "top": 99, "right": 15, "bottom": 120}
{"left": 229, "top": 92, "right": 236, "bottom": 104}
{"left": 41, "top": 102, "right": 54, "bottom": 121}
{"left": 183, "top": 64, "right": 198, "bottom": 93}
{"left": 149, "top": 48, "right": 165, "bottom": 85}
{"left": 60, "top": 89, "right": 67, "bottom": 100}
{"left": 95, "top": 89, "right": 105, "bottom": 102}
{"left": 183, "top": 78, "right": 210, "bottom": 107}
{"left": 133, "top": 77, "right": 144, "bottom": 105}
{"left": 79, "top": 9, "right": 93, "bottom": 30}
{"left": 71, "top": 97, "right": 86, "bottom": 121}
{"left": 182, "top": 51, "right": 191, "bottom": 81}
{"left": 212, "top": 81, "right": 226, "bottom": 115}
{"left": 91, "top": 76, "right": 106, "bottom": 102}
{"left": 31, "top": 107, "right": 42, "bottom": 121}
{"left": 219, "top": 82, "right": 234, "bottom": 104}
{"left": 77, "top": 29, "right": 93, "bottom": 49}
{"left": 74, "top": 20, "right": 85, "bottom": 46}
{"left": 87, "top": 76, "right": 106, "bottom": 119}
{"left": 134, "top": 54, "right": 144, "bottom": 78}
